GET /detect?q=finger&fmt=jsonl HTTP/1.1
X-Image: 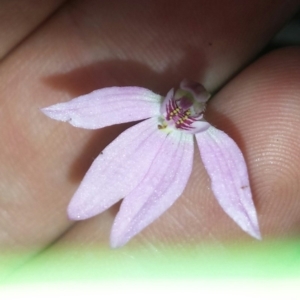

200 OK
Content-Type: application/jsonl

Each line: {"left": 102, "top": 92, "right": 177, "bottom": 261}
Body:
{"left": 0, "top": 0, "right": 299, "bottom": 269}
{"left": 205, "top": 46, "right": 300, "bottom": 239}
{"left": 0, "top": 0, "right": 66, "bottom": 60}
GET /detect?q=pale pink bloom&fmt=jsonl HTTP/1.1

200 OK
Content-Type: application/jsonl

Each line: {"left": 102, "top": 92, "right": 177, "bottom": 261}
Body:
{"left": 42, "top": 79, "right": 261, "bottom": 247}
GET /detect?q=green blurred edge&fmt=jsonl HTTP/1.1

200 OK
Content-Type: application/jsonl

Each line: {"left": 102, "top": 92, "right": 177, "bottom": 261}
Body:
{"left": 1, "top": 238, "right": 300, "bottom": 284}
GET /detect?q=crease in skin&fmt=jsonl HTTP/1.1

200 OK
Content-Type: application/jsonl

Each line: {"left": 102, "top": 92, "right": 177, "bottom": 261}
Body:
{"left": 0, "top": 0, "right": 68, "bottom": 63}
{"left": 1, "top": 219, "right": 79, "bottom": 283}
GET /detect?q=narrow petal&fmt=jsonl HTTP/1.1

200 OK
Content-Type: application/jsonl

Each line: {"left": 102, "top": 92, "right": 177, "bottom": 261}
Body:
{"left": 160, "top": 88, "right": 174, "bottom": 115}
{"left": 42, "top": 87, "right": 162, "bottom": 129}
{"left": 110, "top": 131, "right": 194, "bottom": 248}
{"left": 195, "top": 126, "right": 261, "bottom": 239}
{"left": 68, "top": 117, "right": 168, "bottom": 220}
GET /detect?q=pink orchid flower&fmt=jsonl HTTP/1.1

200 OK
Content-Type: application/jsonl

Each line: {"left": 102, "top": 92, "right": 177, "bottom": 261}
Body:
{"left": 42, "top": 79, "right": 261, "bottom": 247}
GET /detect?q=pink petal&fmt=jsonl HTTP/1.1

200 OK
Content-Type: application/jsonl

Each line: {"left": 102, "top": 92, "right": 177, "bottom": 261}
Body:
{"left": 179, "top": 79, "right": 211, "bottom": 103}
{"left": 42, "top": 87, "right": 162, "bottom": 129}
{"left": 68, "top": 117, "right": 169, "bottom": 220}
{"left": 160, "top": 88, "right": 174, "bottom": 115}
{"left": 110, "top": 131, "right": 194, "bottom": 248}
{"left": 184, "top": 120, "right": 211, "bottom": 134}
{"left": 195, "top": 126, "right": 261, "bottom": 239}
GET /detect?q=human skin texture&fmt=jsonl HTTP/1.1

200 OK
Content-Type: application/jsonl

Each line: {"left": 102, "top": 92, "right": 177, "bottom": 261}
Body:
{"left": 0, "top": 0, "right": 300, "bottom": 277}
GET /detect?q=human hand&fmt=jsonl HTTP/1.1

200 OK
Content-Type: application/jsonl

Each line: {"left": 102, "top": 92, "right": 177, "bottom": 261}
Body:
{"left": 1, "top": 0, "right": 300, "bottom": 278}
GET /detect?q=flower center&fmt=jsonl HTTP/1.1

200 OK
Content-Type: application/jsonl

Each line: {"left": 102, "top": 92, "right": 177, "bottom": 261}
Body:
{"left": 165, "top": 96, "right": 203, "bottom": 131}
{"left": 159, "top": 80, "right": 211, "bottom": 134}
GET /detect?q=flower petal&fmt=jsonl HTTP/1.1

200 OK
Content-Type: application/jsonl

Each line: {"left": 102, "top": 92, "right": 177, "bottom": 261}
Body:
{"left": 160, "top": 88, "right": 174, "bottom": 115}
{"left": 179, "top": 79, "right": 211, "bottom": 103}
{"left": 110, "top": 131, "right": 194, "bottom": 248}
{"left": 42, "top": 87, "right": 162, "bottom": 129}
{"left": 195, "top": 126, "right": 261, "bottom": 239}
{"left": 183, "top": 120, "right": 211, "bottom": 134}
{"left": 68, "top": 117, "right": 169, "bottom": 220}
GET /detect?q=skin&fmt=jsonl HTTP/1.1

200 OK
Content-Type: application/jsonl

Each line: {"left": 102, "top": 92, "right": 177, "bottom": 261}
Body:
{"left": 0, "top": 0, "right": 300, "bottom": 278}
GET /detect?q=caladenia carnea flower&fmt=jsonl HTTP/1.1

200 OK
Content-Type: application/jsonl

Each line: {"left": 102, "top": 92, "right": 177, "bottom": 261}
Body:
{"left": 42, "top": 79, "right": 261, "bottom": 248}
